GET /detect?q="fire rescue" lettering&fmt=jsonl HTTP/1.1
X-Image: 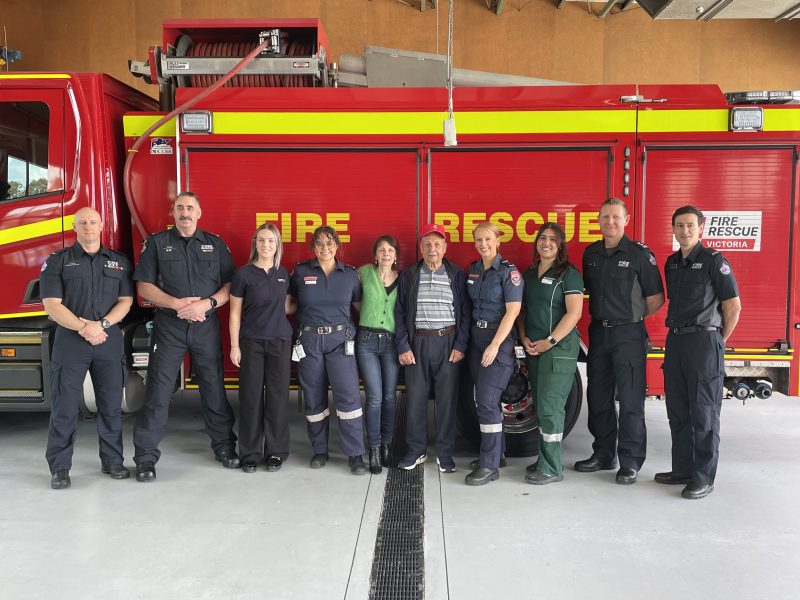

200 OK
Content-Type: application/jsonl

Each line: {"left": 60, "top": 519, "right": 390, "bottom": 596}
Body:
{"left": 434, "top": 211, "right": 602, "bottom": 243}
{"left": 255, "top": 212, "right": 351, "bottom": 242}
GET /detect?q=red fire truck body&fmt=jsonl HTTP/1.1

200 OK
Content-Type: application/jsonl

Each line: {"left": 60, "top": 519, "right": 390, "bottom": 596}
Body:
{"left": 1, "top": 19, "right": 798, "bottom": 454}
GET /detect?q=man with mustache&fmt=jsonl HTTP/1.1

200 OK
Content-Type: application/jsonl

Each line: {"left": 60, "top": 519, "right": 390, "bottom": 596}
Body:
{"left": 132, "top": 191, "right": 239, "bottom": 482}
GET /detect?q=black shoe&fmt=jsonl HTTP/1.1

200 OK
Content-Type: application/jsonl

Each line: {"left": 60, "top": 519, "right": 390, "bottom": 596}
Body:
{"left": 654, "top": 471, "right": 692, "bottom": 485}
{"left": 241, "top": 461, "right": 257, "bottom": 474}
{"left": 215, "top": 447, "right": 240, "bottom": 469}
{"left": 437, "top": 457, "right": 456, "bottom": 473}
{"left": 265, "top": 455, "right": 283, "bottom": 472}
{"left": 101, "top": 463, "right": 131, "bottom": 480}
{"left": 51, "top": 470, "right": 71, "bottom": 490}
{"left": 369, "top": 447, "right": 382, "bottom": 474}
{"left": 136, "top": 461, "right": 156, "bottom": 482}
{"left": 465, "top": 467, "right": 499, "bottom": 486}
{"left": 681, "top": 482, "right": 714, "bottom": 499}
{"left": 574, "top": 455, "right": 618, "bottom": 472}
{"left": 525, "top": 470, "right": 564, "bottom": 485}
{"left": 349, "top": 455, "right": 367, "bottom": 475}
{"left": 525, "top": 461, "right": 539, "bottom": 474}
{"left": 615, "top": 467, "right": 638, "bottom": 485}
{"left": 380, "top": 443, "right": 391, "bottom": 467}
{"left": 310, "top": 453, "right": 329, "bottom": 469}
{"left": 470, "top": 455, "right": 507, "bottom": 470}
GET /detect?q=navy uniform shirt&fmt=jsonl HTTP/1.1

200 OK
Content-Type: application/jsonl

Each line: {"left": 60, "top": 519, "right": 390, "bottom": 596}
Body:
{"left": 289, "top": 259, "right": 362, "bottom": 326}
{"left": 583, "top": 234, "right": 664, "bottom": 321}
{"left": 230, "top": 264, "right": 292, "bottom": 341}
{"left": 466, "top": 254, "right": 523, "bottom": 323}
{"left": 664, "top": 242, "right": 739, "bottom": 329}
{"left": 133, "top": 227, "right": 235, "bottom": 317}
{"left": 40, "top": 242, "right": 134, "bottom": 320}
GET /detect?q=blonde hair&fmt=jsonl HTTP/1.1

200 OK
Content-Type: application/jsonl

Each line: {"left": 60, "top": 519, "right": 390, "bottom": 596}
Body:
{"left": 248, "top": 222, "right": 283, "bottom": 268}
{"left": 472, "top": 221, "right": 501, "bottom": 239}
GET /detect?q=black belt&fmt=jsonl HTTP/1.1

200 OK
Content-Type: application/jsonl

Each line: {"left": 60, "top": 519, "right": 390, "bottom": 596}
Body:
{"left": 593, "top": 318, "right": 643, "bottom": 328}
{"left": 670, "top": 325, "right": 720, "bottom": 335}
{"left": 415, "top": 325, "right": 456, "bottom": 337}
{"left": 301, "top": 323, "right": 347, "bottom": 335}
{"left": 359, "top": 326, "right": 395, "bottom": 339}
{"left": 473, "top": 320, "right": 501, "bottom": 330}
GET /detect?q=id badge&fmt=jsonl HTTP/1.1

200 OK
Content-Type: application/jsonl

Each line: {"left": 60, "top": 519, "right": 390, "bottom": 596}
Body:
{"left": 292, "top": 343, "right": 306, "bottom": 362}
{"left": 344, "top": 340, "right": 355, "bottom": 356}
{"left": 514, "top": 345, "right": 526, "bottom": 359}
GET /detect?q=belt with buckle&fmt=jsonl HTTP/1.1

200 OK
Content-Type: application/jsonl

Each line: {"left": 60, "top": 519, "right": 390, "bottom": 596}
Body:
{"left": 670, "top": 325, "right": 720, "bottom": 335}
{"left": 359, "top": 326, "right": 395, "bottom": 339}
{"left": 415, "top": 325, "right": 456, "bottom": 337}
{"left": 474, "top": 320, "right": 501, "bottom": 329}
{"left": 301, "top": 323, "right": 347, "bottom": 335}
{"left": 594, "top": 318, "right": 643, "bottom": 328}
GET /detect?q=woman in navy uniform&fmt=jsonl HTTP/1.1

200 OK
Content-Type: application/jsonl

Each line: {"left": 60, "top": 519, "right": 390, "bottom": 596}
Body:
{"left": 463, "top": 222, "right": 523, "bottom": 486}
{"left": 290, "top": 226, "right": 367, "bottom": 475}
{"left": 229, "top": 223, "right": 296, "bottom": 473}
{"left": 356, "top": 235, "right": 401, "bottom": 474}
{"left": 516, "top": 222, "right": 584, "bottom": 485}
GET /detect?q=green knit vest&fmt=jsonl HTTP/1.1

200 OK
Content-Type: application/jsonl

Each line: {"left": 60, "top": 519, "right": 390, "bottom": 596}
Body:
{"left": 358, "top": 264, "right": 398, "bottom": 332}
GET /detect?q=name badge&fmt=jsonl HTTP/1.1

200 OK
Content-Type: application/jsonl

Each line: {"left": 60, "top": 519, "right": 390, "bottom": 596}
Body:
{"left": 200, "top": 244, "right": 214, "bottom": 253}
{"left": 304, "top": 276, "right": 317, "bottom": 285}
{"left": 292, "top": 342, "right": 306, "bottom": 362}
{"left": 541, "top": 277, "right": 554, "bottom": 285}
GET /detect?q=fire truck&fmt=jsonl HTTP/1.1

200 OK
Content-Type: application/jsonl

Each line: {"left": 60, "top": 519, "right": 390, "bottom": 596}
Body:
{"left": 1, "top": 19, "right": 798, "bottom": 456}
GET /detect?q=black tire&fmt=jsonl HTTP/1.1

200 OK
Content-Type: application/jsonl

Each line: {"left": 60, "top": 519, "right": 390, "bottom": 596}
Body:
{"left": 456, "top": 361, "right": 583, "bottom": 458}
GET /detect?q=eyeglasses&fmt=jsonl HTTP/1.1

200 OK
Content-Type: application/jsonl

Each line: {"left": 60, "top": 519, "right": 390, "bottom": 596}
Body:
{"left": 314, "top": 241, "right": 336, "bottom": 249}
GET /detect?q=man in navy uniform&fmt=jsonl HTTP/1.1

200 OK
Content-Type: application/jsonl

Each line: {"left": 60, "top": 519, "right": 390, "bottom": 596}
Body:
{"left": 396, "top": 224, "right": 470, "bottom": 471}
{"left": 133, "top": 191, "right": 239, "bottom": 482}
{"left": 657, "top": 205, "right": 741, "bottom": 499}
{"left": 41, "top": 206, "right": 134, "bottom": 489}
{"left": 576, "top": 198, "right": 664, "bottom": 484}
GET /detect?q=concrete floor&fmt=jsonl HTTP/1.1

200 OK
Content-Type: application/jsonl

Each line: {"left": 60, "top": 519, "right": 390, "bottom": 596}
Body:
{"left": 2, "top": 392, "right": 800, "bottom": 600}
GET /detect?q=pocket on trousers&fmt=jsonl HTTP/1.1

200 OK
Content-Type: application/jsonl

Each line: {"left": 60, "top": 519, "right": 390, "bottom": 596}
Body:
{"left": 696, "top": 375, "right": 722, "bottom": 405}
{"left": 629, "top": 355, "right": 646, "bottom": 390}
{"left": 552, "top": 356, "right": 577, "bottom": 374}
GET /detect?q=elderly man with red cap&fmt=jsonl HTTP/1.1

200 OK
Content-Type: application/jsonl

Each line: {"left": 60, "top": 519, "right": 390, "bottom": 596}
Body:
{"left": 395, "top": 224, "right": 471, "bottom": 472}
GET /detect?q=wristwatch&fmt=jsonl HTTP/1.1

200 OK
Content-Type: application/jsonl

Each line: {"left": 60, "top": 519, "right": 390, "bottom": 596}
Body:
{"left": 101, "top": 319, "right": 111, "bottom": 330}
{"left": 207, "top": 296, "right": 218, "bottom": 309}
{"left": 547, "top": 335, "right": 557, "bottom": 346}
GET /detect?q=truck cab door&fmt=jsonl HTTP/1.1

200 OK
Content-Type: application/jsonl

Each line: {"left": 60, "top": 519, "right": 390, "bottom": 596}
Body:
{"left": 0, "top": 86, "right": 67, "bottom": 317}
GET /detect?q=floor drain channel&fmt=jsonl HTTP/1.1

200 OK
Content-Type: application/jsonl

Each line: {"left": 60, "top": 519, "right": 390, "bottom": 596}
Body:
{"left": 368, "top": 466, "right": 425, "bottom": 600}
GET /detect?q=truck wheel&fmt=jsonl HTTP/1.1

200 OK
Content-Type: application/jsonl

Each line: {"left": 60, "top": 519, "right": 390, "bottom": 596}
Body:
{"left": 456, "top": 365, "right": 583, "bottom": 458}
{"left": 80, "top": 369, "right": 146, "bottom": 415}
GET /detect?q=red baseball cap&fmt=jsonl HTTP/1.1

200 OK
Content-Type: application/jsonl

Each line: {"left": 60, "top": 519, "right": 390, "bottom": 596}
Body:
{"left": 419, "top": 223, "right": 447, "bottom": 241}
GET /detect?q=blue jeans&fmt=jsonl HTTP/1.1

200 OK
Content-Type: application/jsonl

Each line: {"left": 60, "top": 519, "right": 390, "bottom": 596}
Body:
{"left": 356, "top": 330, "right": 399, "bottom": 448}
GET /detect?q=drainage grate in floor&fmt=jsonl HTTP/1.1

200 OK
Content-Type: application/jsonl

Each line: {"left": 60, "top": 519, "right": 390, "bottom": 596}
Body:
{"left": 368, "top": 466, "right": 425, "bottom": 600}
{"left": 368, "top": 390, "right": 424, "bottom": 600}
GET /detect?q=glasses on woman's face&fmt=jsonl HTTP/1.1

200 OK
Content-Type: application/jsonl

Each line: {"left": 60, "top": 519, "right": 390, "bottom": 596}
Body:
{"left": 314, "top": 240, "right": 336, "bottom": 249}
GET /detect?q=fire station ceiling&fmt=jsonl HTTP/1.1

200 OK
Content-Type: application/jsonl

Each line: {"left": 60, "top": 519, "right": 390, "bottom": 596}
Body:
{"left": 559, "top": 0, "right": 800, "bottom": 20}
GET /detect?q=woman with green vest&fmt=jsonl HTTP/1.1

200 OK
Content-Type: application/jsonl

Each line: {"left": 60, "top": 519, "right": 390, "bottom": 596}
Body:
{"left": 516, "top": 222, "right": 584, "bottom": 485}
{"left": 356, "top": 235, "right": 401, "bottom": 474}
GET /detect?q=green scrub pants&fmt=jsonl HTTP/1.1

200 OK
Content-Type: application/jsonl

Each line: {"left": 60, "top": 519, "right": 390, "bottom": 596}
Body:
{"left": 526, "top": 333, "right": 579, "bottom": 476}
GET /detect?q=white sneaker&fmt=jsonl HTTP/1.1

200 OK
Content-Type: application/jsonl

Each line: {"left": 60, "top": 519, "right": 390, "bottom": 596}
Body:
{"left": 399, "top": 453, "right": 428, "bottom": 470}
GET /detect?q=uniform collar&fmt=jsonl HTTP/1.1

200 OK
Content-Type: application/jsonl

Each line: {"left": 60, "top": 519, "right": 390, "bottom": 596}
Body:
{"left": 684, "top": 241, "right": 704, "bottom": 263}
{"left": 603, "top": 234, "right": 630, "bottom": 254}
{"left": 168, "top": 226, "right": 206, "bottom": 243}
{"left": 311, "top": 258, "right": 344, "bottom": 271}
{"left": 71, "top": 241, "right": 112, "bottom": 258}
{"left": 487, "top": 254, "right": 502, "bottom": 271}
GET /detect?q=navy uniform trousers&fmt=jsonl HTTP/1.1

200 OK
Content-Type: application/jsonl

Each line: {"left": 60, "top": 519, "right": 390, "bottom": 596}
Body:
{"left": 46, "top": 327, "right": 125, "bottom": 473}
{"left": 468, "top": 326, "right": 515, "bottom": 469}
{"left": 404, "top": 332, "right": 459, "bottom": 461}
{"left": 586, "top": 321, "right": 648, "bottom": 469}
{"left": 663, "top": 330, "right": 724, "bottom": 485}
{"left": 134, "top": 311, "right": 236, "bottom": 464}
{"left": 296, "top": 329, "right": 365, "bottom": 457}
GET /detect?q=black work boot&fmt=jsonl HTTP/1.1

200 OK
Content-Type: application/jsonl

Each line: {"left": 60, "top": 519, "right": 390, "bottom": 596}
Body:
{"left": 369, "top": 447, "right": 382, "bottom": 474}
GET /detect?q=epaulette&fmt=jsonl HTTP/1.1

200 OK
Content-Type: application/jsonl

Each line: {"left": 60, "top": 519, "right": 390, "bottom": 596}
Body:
{"left": 341, "top": 262, "right": 357, "bottom": 271}
{"left": 297, "top": 259, "right": 315, "bottom": 267}
{"left": 700, "top": 246, "right": 720, "bottom": 256}
{"left": 632, "top": 240, "right": 651, "bottom": 252}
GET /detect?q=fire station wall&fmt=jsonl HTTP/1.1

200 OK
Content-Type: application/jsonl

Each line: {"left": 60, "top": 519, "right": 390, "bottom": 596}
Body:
{"left": 3, "top": 0, "right": 800, "bottom": 96}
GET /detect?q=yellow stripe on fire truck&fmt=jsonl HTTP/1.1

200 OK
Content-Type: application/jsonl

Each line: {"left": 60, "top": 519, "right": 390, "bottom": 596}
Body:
{"left": 0, "top": 215, "right": 75, "bottom": 247}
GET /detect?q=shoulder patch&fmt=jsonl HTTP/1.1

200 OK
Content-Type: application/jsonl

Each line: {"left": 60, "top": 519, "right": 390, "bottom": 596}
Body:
{"left": 510, "top": 270, "right": 522, "bottom": 287}
{"left": 649, "top": 254, "right": 657, "bottom": 266}
{"left": 720, "top": 263, "right": 731, "bottom": 276}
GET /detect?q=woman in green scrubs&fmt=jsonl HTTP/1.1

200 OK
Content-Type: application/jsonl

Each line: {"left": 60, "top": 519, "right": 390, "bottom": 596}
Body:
{"left": 516, "top": 222, "right": 584, "bottom": 485}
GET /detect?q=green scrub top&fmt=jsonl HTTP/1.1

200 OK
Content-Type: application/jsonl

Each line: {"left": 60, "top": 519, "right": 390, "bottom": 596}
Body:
{"left": 522, "top": 263, "right": 584, "bottom": 341}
